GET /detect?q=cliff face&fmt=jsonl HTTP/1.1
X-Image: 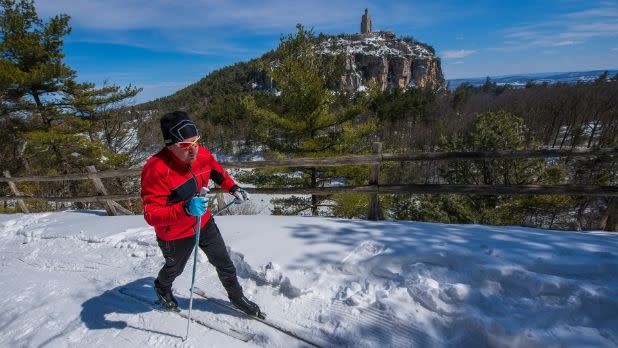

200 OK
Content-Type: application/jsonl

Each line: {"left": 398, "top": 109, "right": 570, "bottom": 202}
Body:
{"left": 319, "top": 32, "right": 445, "bottom": 91}
{"left": 141, "top": 32, "right": 445, "bottom": 112}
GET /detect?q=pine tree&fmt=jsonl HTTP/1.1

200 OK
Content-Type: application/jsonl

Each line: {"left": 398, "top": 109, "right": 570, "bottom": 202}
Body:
{"left": 1, "top": 0, "right": 139, "bottom": 171}
{"left": 241, "top": 24, "right": 374, "bottom": 215}
{"left": 439, "top": 111, "right": 575, "bottom": 225}
{"left": 0, "top": 0, "right": 140, "bottom": 210}
{"left": 594, "top": 70, "right": 608, "bottom": 83}
{"left": 389, "top": 111, "right": 576, "bottom": 226}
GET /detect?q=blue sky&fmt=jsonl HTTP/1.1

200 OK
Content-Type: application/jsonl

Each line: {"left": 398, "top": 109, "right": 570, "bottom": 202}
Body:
{"left": 35, "top": 0, "right": 618, "bottom": 103}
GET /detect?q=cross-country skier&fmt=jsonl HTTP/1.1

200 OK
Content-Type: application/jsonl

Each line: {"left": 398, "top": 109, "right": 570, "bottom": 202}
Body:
{"left": 140, "top": 110, "right": 261, "bottom": 317}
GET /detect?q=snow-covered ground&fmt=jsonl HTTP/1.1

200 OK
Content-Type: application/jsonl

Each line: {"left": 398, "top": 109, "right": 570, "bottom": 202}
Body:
{"left": 0, "top": 211, "right": 616, "bottom": 347}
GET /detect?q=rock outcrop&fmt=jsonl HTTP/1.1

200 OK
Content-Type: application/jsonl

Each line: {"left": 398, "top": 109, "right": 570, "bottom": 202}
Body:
{"left": 319, "top": 31, "right": 445, "bottom": 92}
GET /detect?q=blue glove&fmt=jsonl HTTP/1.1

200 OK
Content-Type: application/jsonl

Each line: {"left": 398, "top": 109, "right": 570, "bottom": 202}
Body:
{"left": 232, "top": 187, "right": 250, "bottom": 204}
{"left": 184, "top": 196, "right": 209, "bottom": 216}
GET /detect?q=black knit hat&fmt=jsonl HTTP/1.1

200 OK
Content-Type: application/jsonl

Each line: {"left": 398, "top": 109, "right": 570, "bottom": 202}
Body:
{"left": 160, "top": 111, "right": 199, "bottom": 145}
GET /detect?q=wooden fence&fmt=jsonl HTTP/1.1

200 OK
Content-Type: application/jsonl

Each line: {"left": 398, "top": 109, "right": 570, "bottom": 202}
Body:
{"left": 1, "top": 147, "right": 617, "bottom": 219}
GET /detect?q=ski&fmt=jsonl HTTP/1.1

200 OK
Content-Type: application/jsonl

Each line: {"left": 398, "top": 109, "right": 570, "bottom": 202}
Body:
{"left": 193, "top": 287, "right": 326, "bottom": 347}
{"left": 117, "top": 287, "right": 255, "bottom": 342}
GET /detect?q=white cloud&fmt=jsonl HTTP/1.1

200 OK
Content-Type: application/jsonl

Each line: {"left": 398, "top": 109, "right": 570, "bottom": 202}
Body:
{"left": 34, "top": 0, "right": 468, "bottom": 36}
{"left": 562, "top": 5, "right": 618, "bottom": 19}
{"left": 33, "top": 0, "right": 469, "bottom": 59}
{"left": 34, "top": 0, "right": 437, "bottom": 56}
{"left": 552, "top": 40, "right": 578, "bottom": 47}
{"left": 35, "top": 0, "right": 382, "bottom": 32}
{"left": 541, "top": 50, "right": 559, "bottom": 55}
{"left": 441, "top": 49, "right": 476, "bottom": 59}
{"left": 497, "top": 3, "right": 618, "bottom": 51}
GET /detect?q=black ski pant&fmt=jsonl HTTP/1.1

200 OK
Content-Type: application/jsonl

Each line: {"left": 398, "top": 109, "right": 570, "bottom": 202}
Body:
{"left": 155, "top": 218, "right": 243, "bottom": 299}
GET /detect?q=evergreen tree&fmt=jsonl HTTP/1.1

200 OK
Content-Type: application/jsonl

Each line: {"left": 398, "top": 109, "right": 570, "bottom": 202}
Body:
{"left": 452, "top": 82, "right": 476, "bottom": 109}
{"left": 481, "top": 76, "right": 495, "bottom": 93}
{"left": 440, "top": 111, "right": 575, "bottom": 225}
{"left": 0, "top": 0, "right": 140, "bottom": 210}
{"left": 241, "top": 24, "right": 374, "bottom": 215}
{"left": 390, "top": 111, "right": 575, "bottom": 226}
{"left": 595, "top": 70, "right": 608, "bottom": 83}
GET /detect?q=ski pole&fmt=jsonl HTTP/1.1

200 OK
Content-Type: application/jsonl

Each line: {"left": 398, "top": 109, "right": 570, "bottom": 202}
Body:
{"left": 212, "top": 188, "right": 249, "bottom": 216}
{"left": 211, "top": 199, "right": 236, "bottom": 216}
{"left": 184, "top": 187, "right": 209, "bottom": 341}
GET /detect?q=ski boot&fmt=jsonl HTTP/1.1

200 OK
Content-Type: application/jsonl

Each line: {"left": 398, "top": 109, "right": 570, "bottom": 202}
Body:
{"left": 230, "top": 295, "right": 265, "bottom": 319}
{"left": 154, "top": 279, "right": 179, "bottom": 312}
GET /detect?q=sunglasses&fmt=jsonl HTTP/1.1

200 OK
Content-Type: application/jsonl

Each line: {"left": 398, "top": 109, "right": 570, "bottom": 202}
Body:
{"left": 176, "top": 136, "right": 200, "bottom": 150}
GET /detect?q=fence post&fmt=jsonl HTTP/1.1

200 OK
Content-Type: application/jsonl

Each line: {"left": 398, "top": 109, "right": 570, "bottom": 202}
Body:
{"left": 211, "top": 153, "right": 227, "bottom": 211}
{"left": 367, "top": 142, "right": 384, "bottom": 220}
{"left": 86, "top": 166, "right": 118, "bottom": 216}
{"left": 3, "top": 171, "right": 30, "bottom": 213}
{"left": 600, "top": 197, "right": 617, "bottom": 232}
{"left": 216, "top": 192, "right": 226, "bottom": 211}
{"left": 111, "top": 201, "right": 134, "bottom": 215}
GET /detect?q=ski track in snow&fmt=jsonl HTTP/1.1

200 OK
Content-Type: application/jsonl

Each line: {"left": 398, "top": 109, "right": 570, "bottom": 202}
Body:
{"left": 0, "top": 212, "right": 617, "bottom": 347}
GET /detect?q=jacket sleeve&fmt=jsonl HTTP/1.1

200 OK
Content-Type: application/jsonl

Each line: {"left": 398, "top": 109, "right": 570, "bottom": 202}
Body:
{"left": 141, "top": 159, "right": 189, "bottom": 227}
{"left": 206, "top": 151, "right": 238, "bottom": 192}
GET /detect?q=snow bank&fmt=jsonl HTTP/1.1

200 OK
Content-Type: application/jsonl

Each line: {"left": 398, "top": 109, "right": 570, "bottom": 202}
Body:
{"left": 0, "top": 212, "right": 616, "bottom": 347}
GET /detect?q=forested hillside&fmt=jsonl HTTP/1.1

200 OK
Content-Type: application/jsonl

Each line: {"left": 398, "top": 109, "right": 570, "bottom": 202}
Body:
{"left": 137, "top": 26, "right": 617, "bottom": 231}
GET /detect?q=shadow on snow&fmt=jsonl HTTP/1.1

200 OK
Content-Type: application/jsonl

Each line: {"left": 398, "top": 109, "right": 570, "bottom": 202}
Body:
{"left": 79, "top": 276, "right": 243, "bottom": 339}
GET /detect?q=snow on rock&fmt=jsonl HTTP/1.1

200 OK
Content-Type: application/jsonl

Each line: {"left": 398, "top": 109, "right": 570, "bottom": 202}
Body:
{"left": 0, "top": 212, "right": 617, "bottom": 347}
{"left": 316, "top": 32, "right": 445, "bottom": 91}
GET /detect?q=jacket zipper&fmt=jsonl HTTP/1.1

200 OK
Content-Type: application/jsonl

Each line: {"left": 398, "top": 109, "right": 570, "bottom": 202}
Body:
{"left": 186, "top": 164, "right": 200, "bottom": 196}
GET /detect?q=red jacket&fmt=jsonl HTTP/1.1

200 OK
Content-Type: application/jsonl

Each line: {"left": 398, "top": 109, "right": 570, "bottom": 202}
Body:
{"left": 141, "top": 146, "right": 237, "bottom": 241}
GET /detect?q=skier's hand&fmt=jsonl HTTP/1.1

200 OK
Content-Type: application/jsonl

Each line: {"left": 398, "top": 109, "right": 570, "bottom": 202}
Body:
{"left": 232, "top": 187, "right": 250, "bottom": 204}
{"left": 184, "top": 196, "right": 209, "bottom": 216}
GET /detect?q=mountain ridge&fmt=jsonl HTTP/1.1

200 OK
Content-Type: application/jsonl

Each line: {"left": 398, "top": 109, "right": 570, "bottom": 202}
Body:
{"left": 447, "top": 69, "right": 618, "bottom": 90}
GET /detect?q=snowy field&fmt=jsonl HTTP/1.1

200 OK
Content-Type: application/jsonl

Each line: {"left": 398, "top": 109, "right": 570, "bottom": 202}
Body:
{"left": 0, "top": 211, "right": 616, "bottom": 347}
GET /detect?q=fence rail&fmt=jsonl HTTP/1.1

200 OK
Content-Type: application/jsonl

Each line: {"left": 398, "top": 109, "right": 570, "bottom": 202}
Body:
{"left": 7, "top": 184, "right": 617, "bottom": 202}
{"left": 1, "top": 147, "right": 617, "bottom": 218}
{"left": 1, "top": 148, "right": 615, "bottom": 183}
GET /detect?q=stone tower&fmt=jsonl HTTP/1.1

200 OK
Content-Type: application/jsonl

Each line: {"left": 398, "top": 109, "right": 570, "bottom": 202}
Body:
{"left": 361, "top": 8, "right": 372, "bottom": 34}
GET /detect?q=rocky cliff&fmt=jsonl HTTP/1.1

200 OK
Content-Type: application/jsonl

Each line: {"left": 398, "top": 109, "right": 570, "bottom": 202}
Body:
{"left": 141, "top": 31, "right": 445, "bottom": 112}
{"left": 318, "top": 31, "right": 445, "bottom": 91}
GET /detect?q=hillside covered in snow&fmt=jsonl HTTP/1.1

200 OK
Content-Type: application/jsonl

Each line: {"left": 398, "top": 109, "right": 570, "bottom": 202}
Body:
{"left": 1, "top": 212, "right": 616, "bottom": 347}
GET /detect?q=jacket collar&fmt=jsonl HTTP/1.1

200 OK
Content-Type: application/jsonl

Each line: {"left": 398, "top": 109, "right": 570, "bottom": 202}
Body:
{"left": 161, "top": 146, "right": 193, "bottom": 170}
